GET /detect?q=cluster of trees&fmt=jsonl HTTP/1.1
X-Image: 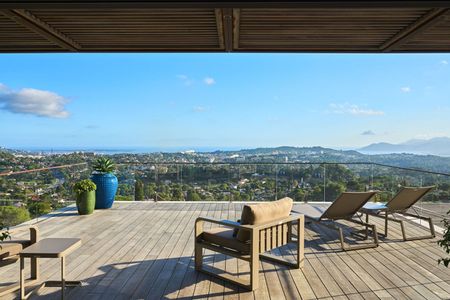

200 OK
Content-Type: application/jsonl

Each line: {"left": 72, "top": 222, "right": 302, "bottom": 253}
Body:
{"left": 0, "top": 164, "right": 90, "bottom": 226}
{"left": 116, "top": 164, "right": 450, "bottom": 203}
{"left": 2, "top": 152, "right": 450, "bottom": 227}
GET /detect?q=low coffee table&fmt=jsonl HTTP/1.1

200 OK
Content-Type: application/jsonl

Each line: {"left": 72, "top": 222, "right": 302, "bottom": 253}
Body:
{"left": 19, "top": 238, "right": 82, "bottom": 300}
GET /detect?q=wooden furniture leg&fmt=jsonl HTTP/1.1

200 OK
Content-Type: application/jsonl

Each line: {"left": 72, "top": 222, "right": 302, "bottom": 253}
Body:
{"left": 61, "top": 256, "right": 65, "bottom": 300}
{"left": 20, "top": 257, "right": 25, "bottom": 300}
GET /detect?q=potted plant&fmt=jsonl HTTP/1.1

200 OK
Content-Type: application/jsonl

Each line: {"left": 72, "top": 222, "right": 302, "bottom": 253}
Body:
{"left": 0, "top": 225, "right": 10, "bottom": 251}
{"left": 91, "top": 157, "right": 118, "bottom": 209}
{"left": 73, "top": 179, "right": 97, "bottom": 215}
{"left": 438, "top": 209, "right": 450, "bottom": 267}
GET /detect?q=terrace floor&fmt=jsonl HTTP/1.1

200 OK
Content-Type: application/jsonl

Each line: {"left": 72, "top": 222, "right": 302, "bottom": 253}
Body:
{"left": 1, "top": 202, "right": 450, "bottom": 300}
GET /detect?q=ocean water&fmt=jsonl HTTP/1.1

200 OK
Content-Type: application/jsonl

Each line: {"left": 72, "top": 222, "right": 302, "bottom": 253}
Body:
{"left": 13, "top": 146, "right": 242, "bottom": 154}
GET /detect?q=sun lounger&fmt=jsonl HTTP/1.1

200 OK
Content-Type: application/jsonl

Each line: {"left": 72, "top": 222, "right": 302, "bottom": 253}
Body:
{"left": 293, "top": 191, "right": 379, "bottom": 251}
{"left": 360, "top": 186, "right": 435, "bottom": 241}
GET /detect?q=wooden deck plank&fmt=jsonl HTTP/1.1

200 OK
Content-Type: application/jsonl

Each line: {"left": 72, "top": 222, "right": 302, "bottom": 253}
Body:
{"left": 130, "top": 204, "right": 198, "bottom": 299}
{"left": 271, "top": 248, "right": 302, "bottom": 299}
{"left": 399, "top": 286, "right": 427, "bottom": 299}
{"left": 161, "top": 203, "right": 211, "bottom": 299}
{"left": 177, "top": 202, "right": 216, "bottom": 299}
{"left": 191, "top": 203, "right": 221, "bottom": 299}
{"left": 112, "top": 204, "right": 193, "bottom": 299}
{"left": 104, "top": 207, "right": 178, "bottom": 299}
{"left": 127, "top": 203, "right": 203, "bottom": 299}
{"left": 223, "top": 203, "right": 243, "bottom": 300}
{"left": 89, "top": 207, "right": 172, "bottom": 292}
{"left": 207, "top": 203, "right": 228, "bottom": 300}
{"left": 71, "top": 204, "right": 181, "bottom": 298}
{"left": 412, "top": 284, "right": 443, "bottom": 300}
{"left": 29, "top": 203, "right": 151, "bottom": 299}
{"left": 184, "top": 203, "right": 217, "bottom": 298}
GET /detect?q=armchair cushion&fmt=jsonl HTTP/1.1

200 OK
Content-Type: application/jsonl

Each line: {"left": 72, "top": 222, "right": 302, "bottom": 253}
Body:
{"left": 201, "top": 227, "right": 250, "bottom": 253}
{"left": 0, "top": 240, "right": 31, "bottom": 260}
{"left": 236, "top": 197, "right": 293, "bottom": 242}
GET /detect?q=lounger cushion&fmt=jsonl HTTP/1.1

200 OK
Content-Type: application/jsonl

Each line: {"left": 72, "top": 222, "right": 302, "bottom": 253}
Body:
{"left": 293, "top": 204, "right": 329, "bottom": 220}
{"left": 237, "top": 197, "right": 293, "bottom": 242}
{"left": 0, "top": 240, "right": 31, "bottom": 260}
{"left": 201, "top": 227, "right": 250, "bottom": 253}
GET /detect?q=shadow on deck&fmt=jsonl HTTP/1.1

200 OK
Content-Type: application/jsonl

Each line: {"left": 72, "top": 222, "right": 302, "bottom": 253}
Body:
{"left": 1, "top": 202, "right": 449, "bottom": 299}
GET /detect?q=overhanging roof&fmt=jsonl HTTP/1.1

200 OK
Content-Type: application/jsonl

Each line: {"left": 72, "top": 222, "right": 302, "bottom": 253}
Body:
{"left": 1, "top": 1, "right": 450, "bottom": 53}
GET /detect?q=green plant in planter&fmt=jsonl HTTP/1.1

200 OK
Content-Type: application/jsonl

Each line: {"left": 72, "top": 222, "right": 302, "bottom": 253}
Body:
{"left": 438, "top": 210, "right": 450, "bottom": 267}
{"left": 0, "top": 225, "right": 10, "bottom": 242}
{"left": 74, "top": 179, "right": 96, "bottom": 215}
{"left": 93, "top": 157, "right": 115, "bottom": 174}
{"left": 91, "top": 157, "right": 118, "bottom": 209}
{"left": 0, "top": 224, "right": 10, "bottom": 250}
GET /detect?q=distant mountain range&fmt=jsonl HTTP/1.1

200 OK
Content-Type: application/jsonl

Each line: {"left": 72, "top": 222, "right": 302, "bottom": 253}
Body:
{"left": 359, "top": 137, "right": 450, "bottom": 157}
{"left": 3, "top": 141, "right": 450, "bottom": 172}
{"left": 214, "top": 146, "right": 450, "bottom": 173}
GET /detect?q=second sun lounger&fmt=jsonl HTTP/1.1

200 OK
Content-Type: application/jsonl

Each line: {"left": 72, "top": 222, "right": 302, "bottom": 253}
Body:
{"left": 293, "top": 191, "right": 378, "bottom": 251}
{"left": 360, "top": 186, "right": 435, "bottom": 241}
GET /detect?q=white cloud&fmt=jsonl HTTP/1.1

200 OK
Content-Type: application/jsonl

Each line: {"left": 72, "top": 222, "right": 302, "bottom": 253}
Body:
{"left": 176, "top": 74, "right": 193, "bottom": 86}
{"left": 203, "top": 77, "right": 216, "bottom": 85}
{"left": 0, "top": 83, "right": 70, "bottom": 118}
{"left": 329, "top": 103, "right": 384, "bottom": 116}
{"left": 0, "top": 83, "right": 7, "bottom": 92}
{"left": 193, "top": 106, "right": 208, "bottom": 112}
{"left": 400, "top": 87, "right": 411, "bottom": 93}
{"left": 441, "top": 60, "right": 449, "bottom": 65}
{"left": 361, "top": 130, "right": 376, "bottom": 136}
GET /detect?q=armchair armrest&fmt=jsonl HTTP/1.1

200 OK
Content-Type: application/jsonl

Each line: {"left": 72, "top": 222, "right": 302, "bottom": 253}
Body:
{"left": 195, "top": 215, "right": 303, "bottom": 236}
{"left": 195, "top": 217, "right": 253, "bottom": 231}
{"left": 29, "top": 226, "right": 39, "bottom": 244}
{"left": 7, "top": 225, "right": 39, "bottom": 244}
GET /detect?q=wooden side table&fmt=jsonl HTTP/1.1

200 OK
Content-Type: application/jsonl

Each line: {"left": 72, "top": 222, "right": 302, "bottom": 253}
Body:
{"left": 19, "top": 238, "right": 82, "bottom": 300}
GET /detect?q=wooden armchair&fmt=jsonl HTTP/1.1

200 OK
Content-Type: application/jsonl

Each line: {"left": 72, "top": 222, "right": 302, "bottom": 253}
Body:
{"left": 195, "top": 198, "right": 304, "bottom": 290}
{"left": 0, "top": 226, "right": 40, "bottom": 297}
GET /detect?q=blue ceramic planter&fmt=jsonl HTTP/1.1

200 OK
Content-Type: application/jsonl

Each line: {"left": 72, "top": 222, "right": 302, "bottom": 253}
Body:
{"left": 91, "top": 173, "right": 118, "bottom": 209}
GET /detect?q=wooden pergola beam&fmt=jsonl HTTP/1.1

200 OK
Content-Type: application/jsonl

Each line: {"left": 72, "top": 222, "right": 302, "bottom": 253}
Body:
{"left": 0, "top": 9, "right": 80, "bottom": 51}
{"left": 233, "top": 9, "right": 240, "bottom": 50}
{"left": 2, "top": 1, "right": 450, "bottom": 9}
{"left": 222, "top": 8, "right": 233, "bottom": 52}
{"left": 380, "top": 8, "right": 450, "bottom": 52}
{"left": 214, "top": 9, "right": 225, "bottom": 50}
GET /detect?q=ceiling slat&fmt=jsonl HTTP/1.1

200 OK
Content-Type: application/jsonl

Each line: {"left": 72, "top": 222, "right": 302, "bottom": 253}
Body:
{"left": 380, "top": 8, "right": 450, "bottom": 51}
{"left": 0, "top": 9, "right": 80, "bottom": 51}
{"left": 1, "top": 4, "right": 450, "bottom": 53}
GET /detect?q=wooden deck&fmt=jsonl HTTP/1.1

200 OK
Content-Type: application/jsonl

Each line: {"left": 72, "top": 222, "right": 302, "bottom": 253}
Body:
{"left": 1, "top": 202, "right": 450, "bottom": 300}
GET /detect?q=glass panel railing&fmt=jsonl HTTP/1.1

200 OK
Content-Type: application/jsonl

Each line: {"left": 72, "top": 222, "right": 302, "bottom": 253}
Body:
{"left": 0, "top": 162, "right": 90, "bottom": 227}
{"left": 1, "top": 160, "right": 449, "bottom": 229}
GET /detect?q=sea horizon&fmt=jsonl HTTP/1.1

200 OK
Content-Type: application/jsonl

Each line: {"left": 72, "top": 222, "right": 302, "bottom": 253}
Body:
{"left": 4, "top": 146, "right": 247, "bottom": 154}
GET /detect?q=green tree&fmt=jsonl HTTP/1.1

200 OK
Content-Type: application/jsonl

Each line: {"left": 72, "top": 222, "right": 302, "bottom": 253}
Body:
{"left": 135, "top": 180, "right": 145, "bottom": 201}
{"left": 172, "top": 187, "right": 184, "bottom": 201}
{"left": 28, "top": 201, "right": 52, "bottom": 217}
{"left": 145, "top": 183, "right": 156, "bottom": 199}
{"left": 325, "top": 182, "right": 346, "bottom": 201}
{"left": 346, "top": 179, "right": 364, "bottom": 191}
{"left": 289, "top": 188, "right": 306, "bottom": 202}
{"left": 310, "top": 186, "right": 323, "bottom": 201}
{"left": 0, "top": 206, "right": 31, "bottom": 227}
{"left": 186, "top": 189, "right": 201, "bottom": 201}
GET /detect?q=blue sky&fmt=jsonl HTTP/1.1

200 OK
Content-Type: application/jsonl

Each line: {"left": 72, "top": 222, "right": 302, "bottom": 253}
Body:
{"left": 0, "top": 53, "right": 449, "bottom": 150}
